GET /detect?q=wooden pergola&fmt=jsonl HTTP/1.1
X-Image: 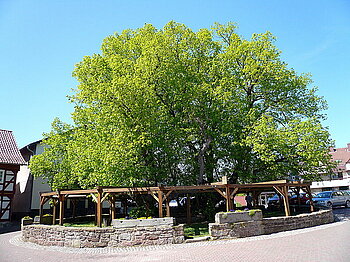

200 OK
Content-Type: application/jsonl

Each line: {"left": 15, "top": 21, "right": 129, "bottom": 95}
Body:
{"left": 39, "top": 180, "right": 314, "bottom": 227}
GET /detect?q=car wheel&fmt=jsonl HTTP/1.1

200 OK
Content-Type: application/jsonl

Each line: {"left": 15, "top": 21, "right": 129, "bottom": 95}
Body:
{"left": 346, "top": 200, "right": 350, "bottom": 208}
{"left": 327, "top": 202, "right": 332, "bottom": 208}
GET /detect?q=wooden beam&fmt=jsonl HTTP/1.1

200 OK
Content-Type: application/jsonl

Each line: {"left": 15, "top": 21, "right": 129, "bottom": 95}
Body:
{"left": 90, "top": 193, "right": 98, "bottom": 202}
{"left": 166, "top": 198, "right": 171, "bottom": 217}
{"left": 58, "top": 193, "right": 65, "bottom": 226}
{"left": 186, "top": 194, "right": 191, "bottom": 225}
{"left": 52, "top": 199, "right": 57, "bottom": 225}
{"left": 225, "top": 186, "right": 233, "bottom": 211}
{"left": 39, "top": 196, "right": 44, "bottom": 224}
{"left": 230, "top": 187, "right": 239, "bottom": 199}
{"left": 150, "top": 192, "right": 159, "bottom": 202}
{"left": 273, "top": 186, "right": 284, "bottom": 196}
{"left": 101, "top": 192, "right": 110, "bottom": 203}
{"left": 158, "top": 190, "right": 163, "bottom": 218}
{"left": 72, "top": 199, "right": 77, "bottom": 219}
{"left": 282, "top": 186, "right": 291, "bottom": 217}
{"left": 304, "top": 186, "right": 315, "bottom": 212}
{"left": 96, "top": 187, "right": 103, "bottom": 227}
{"left": 39, "top": 195, "right": 50, "bottom": 223}
{"left": 123, "top": 199, "right": 128, "bottom": 217}
{"left": 252, "top": 190, "right": 262, "bottom": 207}
{"left": 214, "top": 187, "right": 227, "bottom": 199}
{"left": 252, "top": 191, "right": 258, "bottom": 207}
{"left": 163, "top": 190, "right": 173, "bottom": 202}
{"left": 110, "top": 194, "right": 116, "bottom": 220}
{"left": 59, "top": 189, "right": 97, "bottom": 195}
{"left": 39, "top": 180, "right": 312, "bottom": 199}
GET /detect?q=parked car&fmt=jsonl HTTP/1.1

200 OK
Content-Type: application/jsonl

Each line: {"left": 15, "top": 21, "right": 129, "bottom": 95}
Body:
{"left": 289, "top": 193, "right": 309, "bottom": 205}
{"left": 267, "top": 193, "right": 292, "bottom": 208}
{"left": 309, "top": 191, "right": 350, "bottom": 208}
{"left": 268, "top": 192, "right": 309, "bottom": 207}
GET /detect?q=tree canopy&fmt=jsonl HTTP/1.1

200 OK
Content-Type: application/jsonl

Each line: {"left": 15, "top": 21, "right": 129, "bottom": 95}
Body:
{"left": 30, "top": 22, "right": 333, "bottom": 190}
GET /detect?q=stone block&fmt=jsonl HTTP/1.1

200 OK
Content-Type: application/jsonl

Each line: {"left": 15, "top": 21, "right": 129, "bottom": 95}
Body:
{"left": 215, "top": 210, "right": 263, "bottom": 224}
{"left": 111, "top": 217, "right": 175, "bottom": 228}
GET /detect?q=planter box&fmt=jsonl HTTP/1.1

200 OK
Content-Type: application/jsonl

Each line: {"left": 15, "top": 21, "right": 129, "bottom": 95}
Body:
{"left": 34, "top": 215, "right": 53, "bottom": 225}
{"left": 215, "top": 210, "right": 262, "bottom": 224}
{"left": 111, "top": 217, "right": 175, "bottom": 228}
{"left": 21, "top": 218, "right": 33, "bottom": 227}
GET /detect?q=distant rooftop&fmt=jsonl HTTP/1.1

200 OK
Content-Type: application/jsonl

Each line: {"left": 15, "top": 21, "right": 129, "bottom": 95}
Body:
{"left": 330, "top": 143, "right": 350, "bottom": 171}
{"left": 0, "top": 129, "right": 26, "bottom": 165}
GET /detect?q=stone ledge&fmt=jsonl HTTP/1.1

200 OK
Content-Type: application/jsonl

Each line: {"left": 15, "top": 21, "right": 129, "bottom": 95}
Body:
{"left": 111, "top": 217, "right": 175, "bottom": 228}
{"left": 22, "top": 222, "right": 185, "bottom": 248}
{"left": 215, "top": 210, "right": 263, "bottom": 224}
{"left": 210, "top": 210, "right": 334, "bottom": 239}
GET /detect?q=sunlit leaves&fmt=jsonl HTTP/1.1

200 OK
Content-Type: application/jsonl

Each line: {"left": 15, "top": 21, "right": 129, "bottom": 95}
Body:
{"left": 30, "top": 21, "right": 333, "bottom": 189}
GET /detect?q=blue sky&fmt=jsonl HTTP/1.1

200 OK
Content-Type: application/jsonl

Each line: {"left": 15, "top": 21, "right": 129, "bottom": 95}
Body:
{"left": 0, "top": 0, "right": 349, "bottom": 148}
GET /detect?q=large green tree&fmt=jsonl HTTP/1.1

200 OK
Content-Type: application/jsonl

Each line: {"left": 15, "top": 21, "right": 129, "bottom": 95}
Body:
{"left": 30, "top": 22, "right": 333, "bottom": 190}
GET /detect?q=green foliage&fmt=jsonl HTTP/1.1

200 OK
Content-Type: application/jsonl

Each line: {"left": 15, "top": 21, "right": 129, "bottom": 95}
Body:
{"left": 30, "top": 21, "right": 333, "bottom": 190}
{"left": 128, "top": 206, "right": 148, "bottom": 218}
{"left": 63, "top": 221, "right": 96, "bottom": 227}
{"left": 248, "top": 209, "right": 259, "bottom": 216}
{"left": 184, "top": 223, "right": 209, "bottom": 238}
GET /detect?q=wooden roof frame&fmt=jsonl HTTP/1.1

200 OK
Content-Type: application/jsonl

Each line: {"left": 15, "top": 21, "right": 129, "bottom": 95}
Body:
{"left": 39, "top": 180, "right": 314, "bottom": 227}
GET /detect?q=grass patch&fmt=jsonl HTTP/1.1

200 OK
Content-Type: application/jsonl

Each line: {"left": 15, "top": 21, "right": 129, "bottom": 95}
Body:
{"left": 184, "top": 223, "right": 209, "bottom": 238}
{"left": 63, "top": 221, "right": 96, "bottom": 227}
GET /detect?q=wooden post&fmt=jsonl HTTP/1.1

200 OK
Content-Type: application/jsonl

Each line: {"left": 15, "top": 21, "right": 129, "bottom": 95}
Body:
{"left": 123, "top": 198, "right": 127, "bottom": 217}
{"left": 96, "top": 187, "right": 103, "bottom": 227}
{"left": 52, "top": 199, "right": 57, "bottom": 225}
{"left": 186, "top": 194, "right": 191, "bottom": 224}
{"left": 158, "top": 190, "right": 163, "bottom": 218}
{"left": 305, "top": 186, "right": 315, "bottom": 212}
{"left": 58, "top": 191, "right": 65, "bottom": 226}
{"left": 166, "top": 197, "right": 171, "bottom": 217}
{"left": 72, "top": 199, "right": 77, "bottom": 219}
{"left": 39, "top": 196, "right": 44, "bottom": 224}
{"left": 225, "top": 186, "right": 232, "bottom": 211}
{"left": 294, "top": 187, "right": 301, "bottom": 206}
{"left": 282, "top": 186, "right": 291, "bottom": 216}
{"left": 252, "top": 190, "right": 261, "bottom": 207}
{"left": 252, "top": 191, "right": 258, "bottom": 207}
{"left": 145, "top": 197, "right": 150, "bottom": 217}
{"left": 273, "top": 185, "right": 290, "bottom": 217}
{"left": 110, "top": 194, "right": 116, "bottom": 220}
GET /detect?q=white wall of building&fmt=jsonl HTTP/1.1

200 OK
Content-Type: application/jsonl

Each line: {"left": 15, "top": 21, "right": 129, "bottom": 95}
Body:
{"left": 31, "top": 176, "right": 51, "bottom": 209}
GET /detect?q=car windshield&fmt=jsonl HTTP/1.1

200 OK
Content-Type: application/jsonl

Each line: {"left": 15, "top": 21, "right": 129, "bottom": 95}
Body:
{"left": 315, "top": 192, "right": 331, "bottom": 198}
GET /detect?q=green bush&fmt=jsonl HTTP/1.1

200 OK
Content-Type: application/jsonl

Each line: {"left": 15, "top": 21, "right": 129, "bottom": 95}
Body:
{"left": 129, "top": 206, "right": 148, "bottom": 218}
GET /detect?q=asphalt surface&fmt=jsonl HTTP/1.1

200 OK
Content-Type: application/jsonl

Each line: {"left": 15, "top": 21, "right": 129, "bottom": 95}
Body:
{"left": 1, "top": 209, "right": 349, "bottom": 262}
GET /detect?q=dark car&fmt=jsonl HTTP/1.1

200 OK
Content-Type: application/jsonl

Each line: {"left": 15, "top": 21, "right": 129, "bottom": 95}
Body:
{"left": 289, "top": 193, "right": 309, "bottom": 205}
{"left": 267, "top": 193, "right": 292, "bottom": 208}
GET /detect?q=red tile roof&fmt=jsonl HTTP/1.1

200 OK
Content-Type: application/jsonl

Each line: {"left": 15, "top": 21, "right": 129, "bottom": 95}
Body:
{"left": 0, "top": 129, "right": 26, "bottom": 165}
{"left": 329, "top": 145, "right": 350, "bottom": 171}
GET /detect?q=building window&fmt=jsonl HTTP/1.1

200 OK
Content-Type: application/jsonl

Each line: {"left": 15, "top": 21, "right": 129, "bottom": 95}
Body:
{"left": 0, "top": 170, "right": 4, "bottom": 184}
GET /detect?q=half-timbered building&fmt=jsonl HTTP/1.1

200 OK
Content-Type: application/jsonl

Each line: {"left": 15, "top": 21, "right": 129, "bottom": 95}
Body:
{"left": 0, "top": 129, "right": 25, "bottom": 221}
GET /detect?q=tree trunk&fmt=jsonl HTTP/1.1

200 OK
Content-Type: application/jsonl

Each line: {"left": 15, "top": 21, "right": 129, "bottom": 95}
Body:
{"left": 197, "top": 137, "right": 212, "bottom": 184}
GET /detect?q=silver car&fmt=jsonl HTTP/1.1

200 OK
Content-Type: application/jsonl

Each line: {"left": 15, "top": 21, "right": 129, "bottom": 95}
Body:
{"left": 310, "top": 191, "right": 350, "bottom": 208}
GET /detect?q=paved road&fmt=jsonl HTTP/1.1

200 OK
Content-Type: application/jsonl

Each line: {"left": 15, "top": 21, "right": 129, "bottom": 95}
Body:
{"left": 1, "top": 210, "right": 350, "bottom": 262}
{"left": 1, "top": 221, "right": 349, "bottom": 262}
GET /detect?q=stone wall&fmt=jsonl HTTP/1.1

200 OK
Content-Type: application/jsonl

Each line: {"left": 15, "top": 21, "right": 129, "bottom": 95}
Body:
{"left": 262, "top": 209, "right": 334, "bottom": 234}
{"left": 22, "top": 224, "right": 185, "bottom": 248}
{"left": 209, "top": 210, "right": 334, "bottom": 240}
{"left": 210, "top": 220, "right": 264, "bottom": 239}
